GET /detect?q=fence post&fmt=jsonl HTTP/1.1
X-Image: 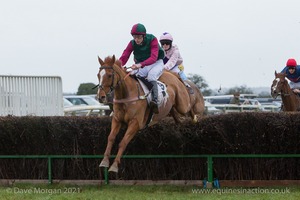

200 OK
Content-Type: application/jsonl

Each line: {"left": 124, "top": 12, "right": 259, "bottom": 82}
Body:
{"left": 48, "top": 157, "right": 52, "bottom": 184}
{"left": 207, "top": 156, "right": 213, "bottom": 183}
{"left": 104, "top": 168, "right": 109, "bottom": 185}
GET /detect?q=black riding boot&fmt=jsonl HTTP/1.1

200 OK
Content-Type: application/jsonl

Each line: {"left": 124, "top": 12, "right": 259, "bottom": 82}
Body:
{"left": 150, "top": 81, "right": 159, "bottom": 114}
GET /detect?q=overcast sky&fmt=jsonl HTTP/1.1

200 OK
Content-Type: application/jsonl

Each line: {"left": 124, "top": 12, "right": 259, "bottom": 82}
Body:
{"left": 1, "top": 0, "right": 300, "bottom": 93}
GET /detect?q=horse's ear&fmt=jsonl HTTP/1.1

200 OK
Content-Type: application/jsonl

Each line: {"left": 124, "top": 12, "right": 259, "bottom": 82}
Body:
{"left": 112, "top": 55, "right": 116, "bottom": 63}
{"left": 98, "top": 56, "right": 104, "bottom": 66}
{"left": 275, "top": 70, "right": 277, "bottom": 76}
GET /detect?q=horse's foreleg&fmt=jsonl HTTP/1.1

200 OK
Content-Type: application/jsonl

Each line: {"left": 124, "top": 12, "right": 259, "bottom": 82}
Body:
{"left": 99, "top": 118, "right": 121, "bottom": 168}
{"left": 170, "top": 108, "right": 182, "bottom": 123}
{"left": 188, "top": 109, "right": 198, "bottom": 123}
{"left": 109, "top": 119, "right": 140, "bottom": 173}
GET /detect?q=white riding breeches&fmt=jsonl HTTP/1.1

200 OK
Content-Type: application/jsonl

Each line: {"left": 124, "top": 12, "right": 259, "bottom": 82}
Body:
{"left": 132, "top": 59, "right": 164, "bottom": 82}
{"left": 170, "top": 65, "right": 180, "bottom": 74}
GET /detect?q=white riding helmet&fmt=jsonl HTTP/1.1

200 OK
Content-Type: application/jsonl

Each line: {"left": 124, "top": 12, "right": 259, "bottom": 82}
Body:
{"left": 159, "top": 32, "right": 173, "bottom": 42}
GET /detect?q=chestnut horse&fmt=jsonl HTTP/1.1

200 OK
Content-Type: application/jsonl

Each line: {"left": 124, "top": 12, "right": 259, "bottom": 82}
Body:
{"left": 271, "top": 71, "right": 300, "bottom": 111}
{"left": 97, "top": 55, "right": 204, "bottom": 173}
{"left": 169, "top": 78, "right": 205, "bottom": 123}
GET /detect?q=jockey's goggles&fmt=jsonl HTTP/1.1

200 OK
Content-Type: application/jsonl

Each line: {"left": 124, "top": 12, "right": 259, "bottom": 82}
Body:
{"left": 132, "top": 35, "right": 143, "bottom": 39}
{"left": 160, "top": 41, "right": 171, "bottom": 46}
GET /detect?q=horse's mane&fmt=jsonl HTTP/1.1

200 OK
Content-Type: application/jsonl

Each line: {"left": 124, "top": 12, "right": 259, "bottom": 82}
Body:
{"left": 115, "top": 59, "right": 122, "bottom": 67}
{"left": 103, "top": 56, "right": 118, "bottom": 66}
{"left": 103, "top": 56, "right": 126, "bottom": 76}
{"left": 277, "top": 72, "right": 286, "bottom": 78}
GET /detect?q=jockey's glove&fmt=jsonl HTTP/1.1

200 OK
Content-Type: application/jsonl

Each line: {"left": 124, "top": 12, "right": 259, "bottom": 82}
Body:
{"left": 178, "top": 64, "right": 184, "bottom": 71}
{"left": 131, "top": 63, "right": 142, "bottom": 70}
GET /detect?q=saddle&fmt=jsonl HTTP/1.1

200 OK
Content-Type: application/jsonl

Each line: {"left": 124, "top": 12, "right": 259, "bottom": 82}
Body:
{"left": 136, "top": 77, "right": 168, "bottom": 107}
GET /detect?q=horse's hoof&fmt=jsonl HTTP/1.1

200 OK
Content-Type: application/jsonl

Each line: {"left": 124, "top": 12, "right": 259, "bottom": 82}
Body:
{"left": 193, "top": 117, "right": 198, "bottom": 123}
{"left": 108, "top": 164, "right": 118, "bottom": 173}
{"left": 99, "top": 159, "right": 109, "bottom": 168}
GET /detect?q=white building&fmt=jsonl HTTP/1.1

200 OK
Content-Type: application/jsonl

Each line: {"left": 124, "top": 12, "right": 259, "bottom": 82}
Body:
{"left": 0, "top": 75, "right": 63, "bottom": 116}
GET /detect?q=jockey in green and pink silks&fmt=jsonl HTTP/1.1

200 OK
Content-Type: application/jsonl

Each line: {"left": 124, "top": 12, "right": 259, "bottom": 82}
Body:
{"left": 119, "top": 23, "right": 165, "bottom": 114}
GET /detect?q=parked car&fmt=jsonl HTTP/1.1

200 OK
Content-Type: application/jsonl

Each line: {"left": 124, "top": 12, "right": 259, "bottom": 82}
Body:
{"left": 239, "top": 98, "right": 265, "bottom": 111}
{"left": 63, "top": 98, "right": 74, "bottom": 108}
{"left": 207, "top": 97, "right": 231, "bottom": 104}
{"left": 254, "top": 98, "right": 281, "bottom": 112}
{"left": 64, "top": 95, "right": 100, "bottom": 106}
{"left": 63, "top": 95, "right": 110, "bottom": 116}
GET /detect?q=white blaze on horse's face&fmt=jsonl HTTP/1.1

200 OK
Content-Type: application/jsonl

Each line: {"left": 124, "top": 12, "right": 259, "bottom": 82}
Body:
{"left": 272, "top": 78, "right": 280, "bottom": 92}
{"left": 99, "top": 69, "right": 106, "bottom": 87}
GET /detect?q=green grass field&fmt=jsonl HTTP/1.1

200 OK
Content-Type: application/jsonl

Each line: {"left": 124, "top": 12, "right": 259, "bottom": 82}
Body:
{"left": 0, "top": 184, "right": 300, "bottom": 200}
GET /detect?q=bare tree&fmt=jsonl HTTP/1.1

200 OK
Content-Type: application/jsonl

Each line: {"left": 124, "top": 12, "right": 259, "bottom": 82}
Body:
{"left": 187, "top": 73, "right": 212, "bottom": 96}
{"left": 225, "top": 85, "right": 253, "bottom": 95}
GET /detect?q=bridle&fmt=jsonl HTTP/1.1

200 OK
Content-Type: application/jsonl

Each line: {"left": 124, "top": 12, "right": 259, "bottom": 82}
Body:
{"left": 94, "top": 66, "right": 122, "bottom": 96}
{"left": 94, "top": 64, "right": 146, "bottom": 104}
{"left": 273, "top": 78, "right": 290, "bottom": 97}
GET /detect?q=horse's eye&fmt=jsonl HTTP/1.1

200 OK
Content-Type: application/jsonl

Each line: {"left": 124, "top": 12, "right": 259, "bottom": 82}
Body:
{"left": 107, "top": 75, "right": 112, "bottom": 78}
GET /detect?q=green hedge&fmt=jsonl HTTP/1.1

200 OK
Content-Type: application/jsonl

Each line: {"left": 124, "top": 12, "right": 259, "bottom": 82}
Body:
{"left": 0, "top": 113, "right": 299, "bottom": 180}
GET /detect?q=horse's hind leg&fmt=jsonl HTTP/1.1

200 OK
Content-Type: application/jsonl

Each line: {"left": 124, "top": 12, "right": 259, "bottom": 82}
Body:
{"left": 99, "top": 118, "right": 122, "bottom": 168}
{"left": 109, "top": 119, "right": 140, "bottom": 173}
